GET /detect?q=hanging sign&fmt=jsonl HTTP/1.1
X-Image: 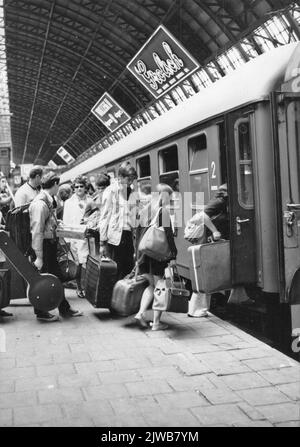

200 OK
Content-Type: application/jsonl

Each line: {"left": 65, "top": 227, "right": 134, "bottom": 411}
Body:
{"left": 127, "top": 25, "right": 200, "bottom": 99}
{"left": 91, "top": 92, "right": 131, "bottom": 132}
{"left": 57, "top": 147, "right": 75, "bottom": 164}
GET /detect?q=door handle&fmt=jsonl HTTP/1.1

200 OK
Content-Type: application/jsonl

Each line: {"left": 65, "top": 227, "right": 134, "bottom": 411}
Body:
{"left": 236, "top": 217, "right": 250, "bottom": 224}
{"left": 287, "top": 203, "right": 300, "bottom": 210}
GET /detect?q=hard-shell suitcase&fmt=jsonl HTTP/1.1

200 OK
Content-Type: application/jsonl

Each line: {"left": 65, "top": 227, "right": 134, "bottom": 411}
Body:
{"left": 188, "top": 241, "right": 231, "bottom": 293}
{"left": 111, "top": 274, "right": 149, "bottom": 317}
{"left": 0, "top": 269, "right": 11, "bottom": 309}
{"left": 85, "top": 255, "right": 117, "bottom": 308}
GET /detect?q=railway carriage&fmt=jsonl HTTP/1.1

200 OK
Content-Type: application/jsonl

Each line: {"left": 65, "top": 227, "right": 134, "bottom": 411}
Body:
{"left": 61, "top": 42, "right": 300, "bottom": 347}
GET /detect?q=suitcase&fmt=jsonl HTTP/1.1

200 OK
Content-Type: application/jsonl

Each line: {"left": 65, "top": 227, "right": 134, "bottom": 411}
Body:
{"left": 85, "top": 255, "right": 117, "bottom": 308}
{"left": 188, "top": 241, "right": 231, "bottom": 293}
{"left": 111, "top": 274, "right": 149, "bottom": 317}
{"left": 0, "top": 269, "right": 11, "bottom": 309}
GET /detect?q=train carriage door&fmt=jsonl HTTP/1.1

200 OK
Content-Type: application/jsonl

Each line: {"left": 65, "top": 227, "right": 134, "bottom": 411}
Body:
{"left": 226, "top": 111, "right": 256, "bottom": 284}
{"left": 275, "top": 93, "right": 300, "bottom": 307}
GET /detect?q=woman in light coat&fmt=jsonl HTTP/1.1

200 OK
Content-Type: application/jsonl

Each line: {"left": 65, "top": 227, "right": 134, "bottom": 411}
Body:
{"left": 99, "top": 166, "right": 139, "bottom": 280}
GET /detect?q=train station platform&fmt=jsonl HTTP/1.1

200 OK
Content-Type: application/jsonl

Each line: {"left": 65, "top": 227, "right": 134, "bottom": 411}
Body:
{"left": 0, "top": 290, "right": 299, "bottom": 428}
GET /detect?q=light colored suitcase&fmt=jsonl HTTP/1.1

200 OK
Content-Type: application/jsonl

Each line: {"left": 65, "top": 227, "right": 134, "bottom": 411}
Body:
{"left": 188, "top": 241, "right": 231, "bottom": 293}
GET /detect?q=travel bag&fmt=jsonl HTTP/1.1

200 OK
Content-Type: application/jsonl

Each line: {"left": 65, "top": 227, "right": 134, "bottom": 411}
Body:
{"left": 0, "top": 269, "right": 11, "bottom": 309}
{"left": 153, "top": 265, "right": 190, "bottom": 313}
{"left": 110, "top": 264, "right": 149, "bottom": 316}
{"left": 188, "top": 240, "right": 231, "bottom": 293}
{"left": 138, "top": 208, "right": 172, "bottom": 262}
{"left": 85, "top": 255, "right": 118, "bottom": 308}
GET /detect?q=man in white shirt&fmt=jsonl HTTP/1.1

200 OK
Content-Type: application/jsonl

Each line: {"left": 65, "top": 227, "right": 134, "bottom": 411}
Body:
{"left": 14, "top": 166, "right": 43, "bottom": 207}
{"left": 30, "top": 172, "right": 83, "bottom": 322}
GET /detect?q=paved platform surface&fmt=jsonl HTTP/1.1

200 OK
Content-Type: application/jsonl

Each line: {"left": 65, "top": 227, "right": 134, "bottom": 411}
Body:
{"left": 0, "top": 290, "right": 299, "bottom": 427}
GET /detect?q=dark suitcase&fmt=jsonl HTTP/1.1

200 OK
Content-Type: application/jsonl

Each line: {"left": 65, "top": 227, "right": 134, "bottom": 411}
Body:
{"left": 111, "top": 274, "right": 149, "bottom": 317}
{"left": 85, "top": 255, "right": 117, "bottom": 308}
{"left": 0, "top": 269, "right": 11, "bottom": 309}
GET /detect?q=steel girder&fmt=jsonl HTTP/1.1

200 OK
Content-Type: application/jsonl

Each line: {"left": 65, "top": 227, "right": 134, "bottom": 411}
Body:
{"left": 3, "top": 0, "right": 295, "bottom": 164}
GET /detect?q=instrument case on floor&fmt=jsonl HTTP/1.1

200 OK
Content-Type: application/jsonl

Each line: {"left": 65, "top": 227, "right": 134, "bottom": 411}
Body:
{"left": 0, "top": 269, "right": 11, "bottom": 309}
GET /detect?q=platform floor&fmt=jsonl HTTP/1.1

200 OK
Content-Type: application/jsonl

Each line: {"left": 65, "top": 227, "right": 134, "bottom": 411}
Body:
{"left": 0, "top": 290, "right": 299, "bottom": 427}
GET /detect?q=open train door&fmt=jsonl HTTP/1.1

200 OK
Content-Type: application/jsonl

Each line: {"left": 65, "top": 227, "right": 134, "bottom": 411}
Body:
{"left": 226, "top": 110, "right": 256, "bottom": 285}
{"left": 274, "top": 48, "right": 300, "bottom": 336}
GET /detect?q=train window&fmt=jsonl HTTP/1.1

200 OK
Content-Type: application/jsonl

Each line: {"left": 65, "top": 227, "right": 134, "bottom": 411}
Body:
{"left": 137, "top": 155, "right": 151, "bottom": 178}
{"left": 159, "top": 145, "right": 178, "bottom": 173}
{"left": 158, "top": 145, "right": 179, "bottom": 191}
{"left": 189, "top": 134, "right": 209, "bottom": 205}
{"left": 138, "top": 179, "right": 152, "bottom": 208}
{"left": 188, "top": 134, "right": 207, "bottom": 171}
{"left": 235, "top": 118, "right": 254, "bottom": 208}
{"left": 190, "top": 172, "right": 209, "bottom": 208}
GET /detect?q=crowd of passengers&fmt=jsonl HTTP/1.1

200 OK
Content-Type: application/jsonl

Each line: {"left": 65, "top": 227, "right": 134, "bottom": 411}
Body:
{"left": 0, "top": 164, "right": 230, "bottom": 330}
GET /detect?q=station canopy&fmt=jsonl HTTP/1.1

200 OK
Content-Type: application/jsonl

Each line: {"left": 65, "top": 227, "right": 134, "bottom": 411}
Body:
{"left": 3, "top": 0, "right": 300, "bottom": 166}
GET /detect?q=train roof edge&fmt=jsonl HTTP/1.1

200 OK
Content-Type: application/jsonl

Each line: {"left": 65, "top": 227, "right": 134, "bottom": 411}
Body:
{"left": 60, "top": 42, "right": 299, "bottom": 183}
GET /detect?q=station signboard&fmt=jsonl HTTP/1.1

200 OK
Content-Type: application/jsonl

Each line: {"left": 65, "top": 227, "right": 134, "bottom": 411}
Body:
{"left": 91, "top": 92, "right": 131, "bottom": 132}
{"left": 127, "top": 25, "right": 200, "bottom": 99}
{"left": 57, "top": 146, "right": 75, "bottom": 164}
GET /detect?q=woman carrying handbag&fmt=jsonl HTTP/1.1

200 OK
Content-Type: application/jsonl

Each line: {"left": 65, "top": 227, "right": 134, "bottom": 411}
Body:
{"left": 134, "top": 183, "right": 177, "bottom": 331}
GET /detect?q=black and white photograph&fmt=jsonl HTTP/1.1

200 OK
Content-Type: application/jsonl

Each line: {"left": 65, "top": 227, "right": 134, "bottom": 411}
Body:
{"left": 0, "top": 0, "right": 299, "bottom": 433}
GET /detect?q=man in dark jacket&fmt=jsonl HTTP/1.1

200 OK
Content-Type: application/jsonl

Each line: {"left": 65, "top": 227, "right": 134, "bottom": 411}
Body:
{"left": 204, "top": 183, "right": 229, "bottom": 240}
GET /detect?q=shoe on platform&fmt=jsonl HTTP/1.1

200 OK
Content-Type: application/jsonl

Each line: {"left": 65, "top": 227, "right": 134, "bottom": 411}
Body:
{"left": 134, "top": 315, "right": 148, "bottom": 328}
{"left": 60, "top": 308, "right": 83, "bottom": 318}
{"left": 0, "top": 310, "right": 13, "bottom": 317}
{"left": 187, "top": 310, "right": 208, "bottom": 318}
{"left": 76, "top": 289, "right": 85, "bottom": 299}
{"left": 151, "top": 322, "right": 169, "bottom": 331}
{"left": 36, "top": 313, "right": 59, "bottom": 322}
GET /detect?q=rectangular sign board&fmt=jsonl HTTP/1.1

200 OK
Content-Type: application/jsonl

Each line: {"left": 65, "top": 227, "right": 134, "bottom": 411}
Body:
{"left": 57, "top": 146, "right": 75, "bottom": 164}
{"left": 91, "top": 92, "right": 131, "bottom": 132}
{"left": 127, "top": 25, "right": 200, "bottom": 99}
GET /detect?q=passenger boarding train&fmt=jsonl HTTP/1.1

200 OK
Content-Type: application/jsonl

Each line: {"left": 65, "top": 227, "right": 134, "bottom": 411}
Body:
{"left": 61, "top": 42, "right": 300, "bottom": 347}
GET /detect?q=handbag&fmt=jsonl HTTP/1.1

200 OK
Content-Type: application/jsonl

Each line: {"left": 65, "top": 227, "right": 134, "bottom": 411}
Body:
{"left": 152, "top": 264, "right": 190, "bottom": 312}
{"left": 184, "top": 219, "right": 205, "bottom": 244}
{"left": 138, "top": 208, "right": 172, "bottom": 262}
{"left": 152, "top": 277, "right": 170, "bottom": 311}
{"left": 184, "top": 211, "right": 223, "bottom": 244}
{"left": 167, "top": 265, "right": 190, "bottom": 312}
{"left": 57, "top": 240, "right": 80, "bottom": 282}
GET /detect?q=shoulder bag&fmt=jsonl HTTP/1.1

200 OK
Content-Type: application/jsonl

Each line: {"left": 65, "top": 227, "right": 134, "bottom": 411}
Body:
{"left": 138, "top": 208, "right": 172, "bottom": 262}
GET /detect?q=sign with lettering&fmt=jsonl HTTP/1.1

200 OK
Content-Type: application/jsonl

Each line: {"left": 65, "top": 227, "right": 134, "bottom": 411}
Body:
{"left": 127, "top": 25, "right": 200, "bottom": 99}
{"left": 91, "top": 92, "right": 131, "bottom": 132}
{"left": 57, "top": 147, "right": 75, "bottom": 164}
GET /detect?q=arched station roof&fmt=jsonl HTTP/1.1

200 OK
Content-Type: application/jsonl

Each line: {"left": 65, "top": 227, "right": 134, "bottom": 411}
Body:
{"left": 3, "top": 0, "right": 299, "bottom": 165}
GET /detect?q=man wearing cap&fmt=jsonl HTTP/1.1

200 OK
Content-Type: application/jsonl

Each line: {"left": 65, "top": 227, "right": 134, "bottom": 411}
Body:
{"left": 29, "top": 172, "right": 83, "bottom": 322}
{"left": 14, "top": 166, "right": 43, "bottom": 207}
